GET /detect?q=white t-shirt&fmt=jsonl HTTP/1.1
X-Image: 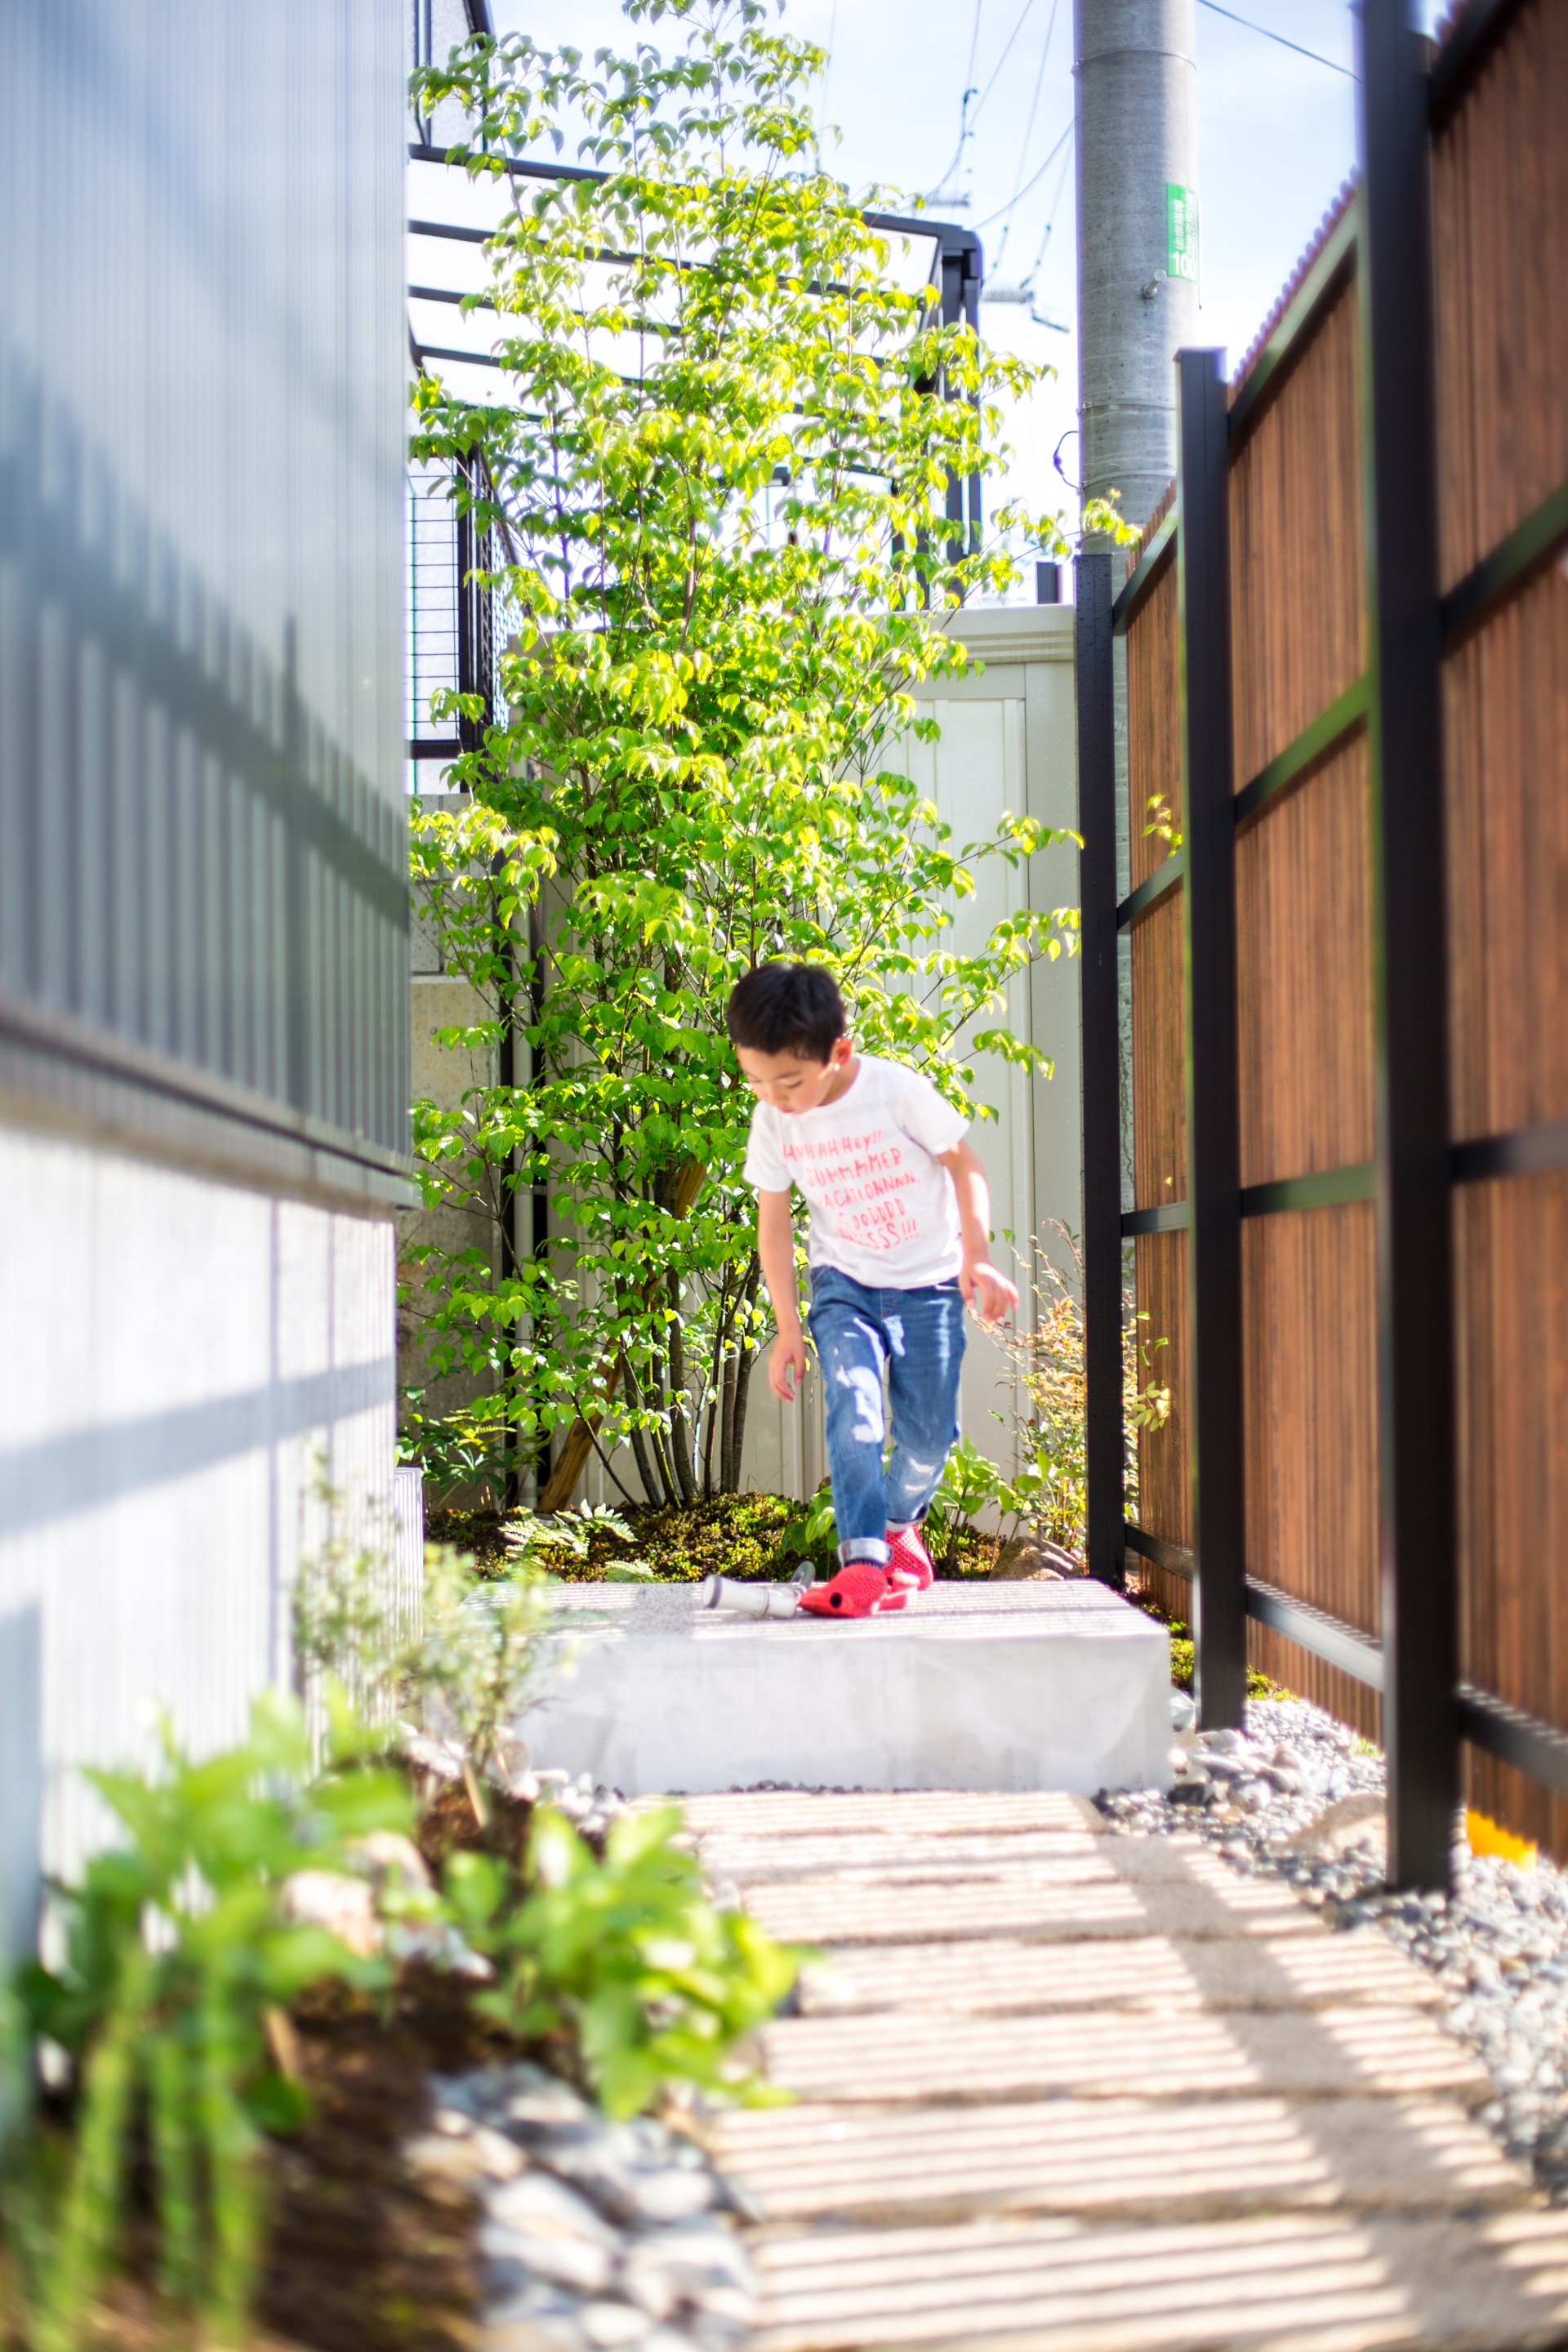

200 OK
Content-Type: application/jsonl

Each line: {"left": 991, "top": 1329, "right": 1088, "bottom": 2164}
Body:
{"left": 742, "top": 1055, "right": 969, "bottom": 1288}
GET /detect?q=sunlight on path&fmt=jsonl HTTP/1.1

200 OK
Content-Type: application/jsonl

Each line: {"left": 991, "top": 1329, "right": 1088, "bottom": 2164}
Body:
{"left": 688, "top": 1790, "right": 1568, "bottom": 2351}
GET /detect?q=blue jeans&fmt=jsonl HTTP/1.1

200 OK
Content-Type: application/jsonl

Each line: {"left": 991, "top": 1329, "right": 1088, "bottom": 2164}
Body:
{"left": 808, "top": 1267, "right": 967, "bottom": 1566}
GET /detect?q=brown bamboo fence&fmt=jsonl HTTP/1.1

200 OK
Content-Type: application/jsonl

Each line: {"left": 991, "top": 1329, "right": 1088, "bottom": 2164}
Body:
{"left": 1094, "top": 0, "right": 1568, "bottom": 1856}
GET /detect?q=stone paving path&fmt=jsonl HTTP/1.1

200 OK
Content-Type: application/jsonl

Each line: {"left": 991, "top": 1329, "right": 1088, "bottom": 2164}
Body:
{"left": 690, "top": 1789, "right": 1568, "bottom": 2351}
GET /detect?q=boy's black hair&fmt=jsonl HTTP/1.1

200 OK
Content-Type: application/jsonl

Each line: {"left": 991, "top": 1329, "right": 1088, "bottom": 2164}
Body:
{"left": 726, "top": 962, "right": 846, "bottom": 1063}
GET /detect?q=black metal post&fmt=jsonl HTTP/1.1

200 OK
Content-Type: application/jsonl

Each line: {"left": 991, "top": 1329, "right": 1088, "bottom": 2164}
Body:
{"left": 1177, "top": 346, "right": 1246, "bottom": 1729}
{"left": 1076, "top": 551, "right": 1125, "bottom": 1590}
{"left": 1357, "top": 0, "right": 1458, "bottom": 1888}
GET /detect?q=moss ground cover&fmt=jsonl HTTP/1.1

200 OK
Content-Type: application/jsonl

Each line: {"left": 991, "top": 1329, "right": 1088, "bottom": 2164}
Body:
{"left": 429, "top": 1494, "right": 1002, "bottom": 1585}
{"left": 1129, "top": 1584, "right": 1288, "bottom": 1699}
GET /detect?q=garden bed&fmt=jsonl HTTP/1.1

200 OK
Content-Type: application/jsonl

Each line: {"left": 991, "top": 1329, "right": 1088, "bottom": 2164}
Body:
{"left": 429, "top": 1491, "right": 1000, "bottom": 1584}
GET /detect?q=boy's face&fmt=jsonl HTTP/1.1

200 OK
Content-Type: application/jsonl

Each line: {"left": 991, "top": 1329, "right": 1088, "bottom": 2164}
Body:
{"left": 735, "top": 1035, "right": 853, "bottom": 1114}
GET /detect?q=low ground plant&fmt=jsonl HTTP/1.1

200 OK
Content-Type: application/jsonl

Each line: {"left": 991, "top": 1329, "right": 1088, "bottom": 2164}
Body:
{"left": 4, "top": 1696, "right": 404, "bottom": 2349}
{"left": 1, "top": 1486, "right": 801, "bottom": 2350}
{"left": 445, "top": 1806, "right": 796, "bottom": 2119}
{"left": 2, "top": 1717, "right": 797, "bottom": 2351}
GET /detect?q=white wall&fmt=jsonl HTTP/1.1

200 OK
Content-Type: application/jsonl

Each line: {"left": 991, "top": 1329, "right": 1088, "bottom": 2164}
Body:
{"left": 0, "top": 1130, "right": 399, "bottom": 1958}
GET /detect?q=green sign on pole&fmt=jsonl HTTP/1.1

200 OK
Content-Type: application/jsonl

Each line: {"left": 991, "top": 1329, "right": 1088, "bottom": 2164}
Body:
{"left": 1166, "top": 183, "right": 1199, "bottom": 283}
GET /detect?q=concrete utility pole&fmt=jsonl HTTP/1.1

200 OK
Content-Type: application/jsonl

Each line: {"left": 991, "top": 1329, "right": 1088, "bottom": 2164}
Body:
{"left": 1074, "top": 0, "right": 1199, "bottom": 541}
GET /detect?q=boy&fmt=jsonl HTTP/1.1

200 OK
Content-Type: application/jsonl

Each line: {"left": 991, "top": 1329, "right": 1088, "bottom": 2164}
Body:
{"left": 727, "top": 962, "right": 1018, "bottom": 1619}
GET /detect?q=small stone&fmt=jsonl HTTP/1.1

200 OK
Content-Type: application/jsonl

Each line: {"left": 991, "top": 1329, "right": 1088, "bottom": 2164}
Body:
{"left": 278, "top": 1869, "right": 381, "bottom": 1957}
{"left": 992, "top": 1532, "right": 1073, "bottom": 1580}
{"left": 581, "top": 2301, "right": 653, "bottom": 2349}
{"left": 483, "top": 2221, "right": 613, "bottom": 2298}
{"left": 501, "top": 2074, "right": 596, "bottom": 2135}
{"left": 474, "top": 2126, "right": 528, "bottom": 2180}
{"left": 347, "top": 1828, "right": 434, "bottom": 1895}
{"left": 482, "top": 2281, "right": 593, "bottom": 2352}
{"left": 402, "top": 2132, "right": 491, "bottom": 2190}
{"left": 489, "top": 2172, "right": 620, "bottom": 2247}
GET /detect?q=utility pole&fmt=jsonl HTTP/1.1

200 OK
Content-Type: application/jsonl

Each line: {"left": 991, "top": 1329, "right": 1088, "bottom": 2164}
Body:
{"left": 1074, "top": 0, "right": 1199, "bottom": 540}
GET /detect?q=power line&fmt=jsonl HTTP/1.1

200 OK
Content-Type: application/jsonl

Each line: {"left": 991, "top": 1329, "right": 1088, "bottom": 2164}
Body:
{"left": 924, "top": 0, "right": 987, "bottom": 200}
{"left": 969, "top": 114, "right": 1071, "bottom": 232}
{"left": 1195, "top": 0, "right": 1356, "bottom": 78}
{"left": 970, "top": 0, "right": 1038, "bottom": 135}
{"left": 1024, "top": 125, "right": 1076, "bottom": 289}
{"left": 813, "top": 0, "right": 840, "bottom": 168}
{"left": 992, "top": 0, "right": 1058, "bottom": 271}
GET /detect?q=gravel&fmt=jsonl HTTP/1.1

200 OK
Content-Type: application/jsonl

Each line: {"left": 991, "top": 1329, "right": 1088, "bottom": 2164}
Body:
{"left": 406, "top": 2061, "right": 758, "bottom": 2352}
{"left": 1098, "top": 1694, "right": 1568, "bottom": 2199}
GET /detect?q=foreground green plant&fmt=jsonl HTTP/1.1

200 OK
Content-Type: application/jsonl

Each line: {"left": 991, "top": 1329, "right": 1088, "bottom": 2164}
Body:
{"left": 7, "top": 1696, "right": 405, "bottom": 2350}
{"left": 445, "top": 1806, "right": 798, "bottom": 2120}
{"left": 292, "top": 1468, "right": 556, "bottom": 1813}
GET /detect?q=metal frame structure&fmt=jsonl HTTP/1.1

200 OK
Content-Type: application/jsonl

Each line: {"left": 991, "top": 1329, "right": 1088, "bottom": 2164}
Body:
{"left": 1176, "top": 347, "right": 1246, "bottom": 1731}
{"left": 1075, "top": 555, "right": 1123, "bottom": 1591}
{"left": 403, "top": 138, "right": 982, "bottom": 765}
{"left": 1076, "top": 0, "right": 1568, "bottom": 1884}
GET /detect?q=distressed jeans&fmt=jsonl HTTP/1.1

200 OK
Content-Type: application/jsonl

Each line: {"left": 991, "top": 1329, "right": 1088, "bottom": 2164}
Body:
{"left": 807, "top": 1266, "right": 967, "bottom": 1566}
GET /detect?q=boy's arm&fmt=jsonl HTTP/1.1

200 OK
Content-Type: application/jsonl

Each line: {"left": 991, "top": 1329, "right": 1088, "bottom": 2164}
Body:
{"left": 936, "top": 1140, "right": 1020, "bottom": 1323}
{"left": 757, "top": 1188, "right": 809, "bottom": 1401}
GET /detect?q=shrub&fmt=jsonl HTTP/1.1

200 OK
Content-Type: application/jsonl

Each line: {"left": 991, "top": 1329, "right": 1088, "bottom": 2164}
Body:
{"left": 443, "top": 1806, "right": 799, "bottom": 2120}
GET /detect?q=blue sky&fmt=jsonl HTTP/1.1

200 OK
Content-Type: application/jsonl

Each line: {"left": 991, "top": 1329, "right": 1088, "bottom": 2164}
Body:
{"left": 491, "top": 0, "right": 1440, "bottom": 561}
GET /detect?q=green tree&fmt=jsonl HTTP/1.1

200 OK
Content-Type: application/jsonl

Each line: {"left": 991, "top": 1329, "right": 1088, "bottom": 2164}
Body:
{"left": 404, "top": 0, "right": 1120, "bottom": 1508}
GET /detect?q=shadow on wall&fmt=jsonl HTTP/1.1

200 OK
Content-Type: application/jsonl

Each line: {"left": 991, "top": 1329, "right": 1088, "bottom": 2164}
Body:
{"left": 0, "top": 334, "right": 407, "bottom": 1144}
{"left": 0, "top": 1600, "right": 42, "bottom": 1965}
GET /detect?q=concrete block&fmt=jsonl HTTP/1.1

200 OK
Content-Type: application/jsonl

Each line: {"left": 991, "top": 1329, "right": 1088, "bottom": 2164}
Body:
{"left": 522, "top": 1581, "right": 1172, "bottom": 1798}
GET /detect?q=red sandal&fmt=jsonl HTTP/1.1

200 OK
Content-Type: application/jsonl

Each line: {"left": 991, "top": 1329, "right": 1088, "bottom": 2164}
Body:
{"left": 887, "top": 1525, "right": 935, "bottom": 1592}
{"left": 799, "top": 1561, "right": 909, "bottom": 1618}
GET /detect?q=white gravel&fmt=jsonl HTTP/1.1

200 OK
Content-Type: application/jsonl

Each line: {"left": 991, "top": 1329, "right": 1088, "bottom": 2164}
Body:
{"left": 1098, "top": 1693, "right": 1568, "bottom": 2198}
{"left": 406, "top": 2062, "right": 757, "bottom": 2352}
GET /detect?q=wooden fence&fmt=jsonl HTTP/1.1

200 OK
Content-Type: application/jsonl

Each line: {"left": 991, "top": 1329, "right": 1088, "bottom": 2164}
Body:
{"left": 1076, "top": 0, "right": 1568, "bottom": 1884}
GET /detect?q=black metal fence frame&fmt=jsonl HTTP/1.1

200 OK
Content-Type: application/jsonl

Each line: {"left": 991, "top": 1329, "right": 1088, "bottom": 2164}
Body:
{"left": 1076, "top": 0, "right": 1568, "bottom": 1886}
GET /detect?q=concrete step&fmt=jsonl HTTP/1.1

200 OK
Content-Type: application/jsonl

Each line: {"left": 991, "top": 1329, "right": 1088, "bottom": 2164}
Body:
{"left": 712, "top": 2093, "right": 1532, "bottom": 2225}
{"left": 798, "top": 1927, "right": 1445, "bottom": 2016}
{"left": 749, "top": 2208, "right": 1568, "bottom": 2352}
{"left": 758, "top": 2002, "right": 1492, "bottom": 2106}
{"left": 523, "top": 1582, "right": 1171, "bottom": 1796}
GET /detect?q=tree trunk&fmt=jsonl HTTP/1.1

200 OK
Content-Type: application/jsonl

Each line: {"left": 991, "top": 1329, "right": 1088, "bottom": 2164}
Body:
{"left": 722, "top": 1259, "right": 763, "bottom": 1492}
{"left": 623, "top": 1362, "right": 673, "bottom": 1510}
{"left": 667, "top": 1274, "right": 697, "bottom": 1503}
{"left": 719, "top": 1347, "right": 739, "bottom": 1494}
{"left": 726, "top": 1339, "right": 756, "bottom": 1494}
{"left": 537, "top": 1156, "right": 706, "bottom": 1509}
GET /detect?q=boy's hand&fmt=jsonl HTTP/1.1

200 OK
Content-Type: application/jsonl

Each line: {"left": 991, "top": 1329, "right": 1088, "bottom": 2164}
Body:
{"left": 962, "top": 1259, "right": 1018, "bottom": 1324}
{"left": 769, "top": 1326, "right": 809, "bottom": 1401}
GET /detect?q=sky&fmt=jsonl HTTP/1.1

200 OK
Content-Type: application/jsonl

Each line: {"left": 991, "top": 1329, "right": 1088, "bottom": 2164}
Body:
{"left": 487, "top": 0, "right": 1441, "bottom": 575}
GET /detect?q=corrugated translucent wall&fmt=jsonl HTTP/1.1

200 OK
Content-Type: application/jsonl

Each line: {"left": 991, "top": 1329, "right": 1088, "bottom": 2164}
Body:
{"left": 0, "top": 2, "right": 408, "bottom": 1174}
{"left": 0, "top": 3, "right": 409, "bottom": 1957}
